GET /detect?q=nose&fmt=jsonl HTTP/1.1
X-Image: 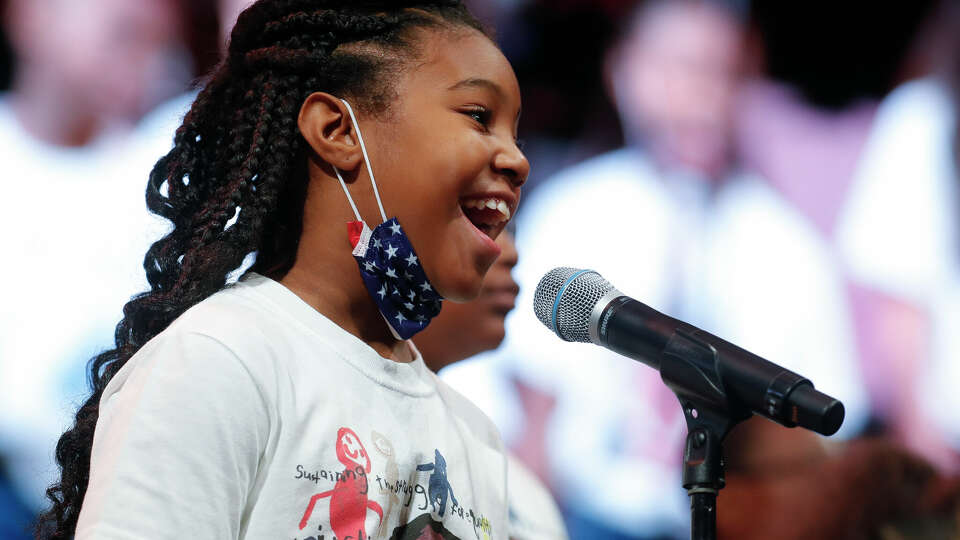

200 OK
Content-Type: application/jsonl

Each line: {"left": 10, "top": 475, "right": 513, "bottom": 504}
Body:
{"left": 493, "top": 139, "right": 530, "bottom": 188}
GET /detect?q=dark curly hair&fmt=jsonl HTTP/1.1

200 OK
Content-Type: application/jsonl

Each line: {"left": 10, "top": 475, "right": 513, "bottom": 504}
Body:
{"left": 36, "top": 1, "right": 485, "bottom": 537}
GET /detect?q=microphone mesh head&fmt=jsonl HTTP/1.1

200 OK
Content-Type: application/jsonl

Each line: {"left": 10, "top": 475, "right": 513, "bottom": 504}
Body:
{"left": 533, "top": 267, "right": 617, "bottom": 343}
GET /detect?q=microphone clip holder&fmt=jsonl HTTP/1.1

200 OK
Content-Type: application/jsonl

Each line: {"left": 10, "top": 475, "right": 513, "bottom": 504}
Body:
{"left": 660, "top": 329, "right": 751, "bottom": 540}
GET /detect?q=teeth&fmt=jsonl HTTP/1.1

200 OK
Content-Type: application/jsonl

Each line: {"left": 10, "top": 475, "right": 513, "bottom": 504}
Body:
{"left": 497, "top": 200, "right": 511, "bottom": 220}
{"left": 462, "top": 197, "right": 511, "bottom": 223}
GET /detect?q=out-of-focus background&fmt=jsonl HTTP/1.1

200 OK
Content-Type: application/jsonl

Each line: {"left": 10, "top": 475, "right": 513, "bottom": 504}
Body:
{"left": 2, "top": 0, "right": 959, "bottom": 538}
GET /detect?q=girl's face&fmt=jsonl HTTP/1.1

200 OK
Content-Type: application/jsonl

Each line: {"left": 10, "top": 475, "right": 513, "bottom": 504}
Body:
{"left": 358, "top": 28, "right": 528, "bottom": 302}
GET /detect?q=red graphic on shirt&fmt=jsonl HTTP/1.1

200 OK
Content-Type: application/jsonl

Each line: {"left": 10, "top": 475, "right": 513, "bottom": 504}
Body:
{"left": 299, "top": 427, "right": 384, "bottom": 537}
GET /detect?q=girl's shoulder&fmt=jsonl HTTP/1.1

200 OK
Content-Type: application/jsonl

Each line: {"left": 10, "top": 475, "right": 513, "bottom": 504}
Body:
{"left": 113, "top": 273, "right": 391, "bottom": 397}
{"left": 101, "top": 275, "right": 303, "bottom": 408}
{"left": 160, "top": 272, "right": 348, "bottom": 358}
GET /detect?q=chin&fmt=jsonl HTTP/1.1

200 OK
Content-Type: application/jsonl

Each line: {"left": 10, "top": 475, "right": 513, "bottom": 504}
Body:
{"left": 483, "top": 327, "right": 506, "bottom": 350}
{"left": 470, "top": 325, "right": 506, "bottom": 356}
{"left": 434, "top": 265, "right": 490, "bottom": 302}
{"left": 438, "top": 279, "right": 484, "bottom": 302}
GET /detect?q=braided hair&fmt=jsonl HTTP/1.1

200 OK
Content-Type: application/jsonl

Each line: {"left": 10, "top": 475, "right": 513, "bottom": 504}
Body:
{"left": 36, "top": 2, "right": 485, "bottom": 537}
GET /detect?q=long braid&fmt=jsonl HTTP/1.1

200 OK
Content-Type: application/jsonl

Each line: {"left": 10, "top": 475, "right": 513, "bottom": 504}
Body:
{"left": 36, "top": 2, "right": 486, "bottom": 538}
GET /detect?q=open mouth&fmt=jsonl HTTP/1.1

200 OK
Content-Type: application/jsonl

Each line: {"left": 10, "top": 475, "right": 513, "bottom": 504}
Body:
{"left": 460, "top": 197, "right": 512, "bottom": 238}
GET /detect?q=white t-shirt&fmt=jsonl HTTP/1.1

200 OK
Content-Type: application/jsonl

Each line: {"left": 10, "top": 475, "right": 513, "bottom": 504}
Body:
{"left": 76, "top": 274, "right": 509, "bottom": 540}
{"left": 835, "top": 78, "right": 960, "bottom": 454}
{"left": 505, "top": 455, "right": 567, "bottom": 540}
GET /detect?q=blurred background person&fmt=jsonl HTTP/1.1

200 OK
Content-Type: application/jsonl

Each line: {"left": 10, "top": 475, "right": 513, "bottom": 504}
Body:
{"left": 1, "top": 0, "right": 188, "bottom": 147}
{"left": 444, "top": 1, "right": 751, "bottom": 538}
{"left": 0, "top": 0, "right": 207, "bottom": 532}
{"left": 717, "top": 0, "right": 960, "bottom": 475}
{"left": 825, "top": 0, "right": 960, "bottom": 466}
{"left": 132, "top": 0, "right": 251, "bottom": 152}
{"left": 417, "top": 231, "right": 568, "bottom": 540}
{"left": 446, "top": 0, "right": 960, "bottom": 538}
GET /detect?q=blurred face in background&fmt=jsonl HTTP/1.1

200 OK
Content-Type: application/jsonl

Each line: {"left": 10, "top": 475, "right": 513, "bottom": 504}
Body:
{"left": 610, "top": 0, "right": 744, "bottom": 178}
{"left": 7, "top": 0, "right": 187, "bottom": 122}
{"left": 415, "top": 231, "right": 520, "bottom": 372}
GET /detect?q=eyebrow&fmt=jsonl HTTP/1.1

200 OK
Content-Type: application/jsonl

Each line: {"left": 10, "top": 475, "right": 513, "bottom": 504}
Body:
{"left": 447, "top": 77, "right": 505, "bottom": 98}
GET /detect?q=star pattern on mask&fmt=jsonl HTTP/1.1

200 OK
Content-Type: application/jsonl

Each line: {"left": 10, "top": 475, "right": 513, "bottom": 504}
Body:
{"left": 352, "top": 217, "right": 442, "bottom": 339}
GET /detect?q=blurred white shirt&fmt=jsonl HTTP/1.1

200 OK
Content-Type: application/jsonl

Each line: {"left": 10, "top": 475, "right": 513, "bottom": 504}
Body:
{"left": 836, "top": 78, "right": 960, "bottom": 455}
{"left": 0, "top": 97, "right": 167, "bottom": 509}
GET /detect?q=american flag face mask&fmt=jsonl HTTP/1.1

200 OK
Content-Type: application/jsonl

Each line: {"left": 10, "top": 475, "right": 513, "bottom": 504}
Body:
{"left": 333, "top": 99, "right": 442, "bottom": 340}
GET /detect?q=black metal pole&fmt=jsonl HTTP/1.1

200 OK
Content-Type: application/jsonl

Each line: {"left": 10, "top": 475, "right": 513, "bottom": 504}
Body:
{"left": 689, "top": 491, "right": 717, "bottom": 540}
{"left": 682, "top": 427, "right": 723, "bottom": 540}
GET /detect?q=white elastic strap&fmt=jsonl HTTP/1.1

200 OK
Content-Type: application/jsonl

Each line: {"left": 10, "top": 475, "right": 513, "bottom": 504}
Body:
{"left": 340, "top": 99, "right": 388, "bottom": 224}
{"left": 333, "top": 167, "right": 363, "bottom": 222}
{"left": 381, "top": 313, "right": 403, "bottom": 341}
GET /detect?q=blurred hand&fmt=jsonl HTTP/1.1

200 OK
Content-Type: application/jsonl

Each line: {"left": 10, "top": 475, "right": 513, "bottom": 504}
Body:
{"left": 718, "top": 438, "right": 960, "bottom": 539}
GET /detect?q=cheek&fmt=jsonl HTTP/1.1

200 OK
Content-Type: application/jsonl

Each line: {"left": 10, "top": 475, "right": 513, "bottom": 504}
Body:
{"left": 398, "top": 134, "right": 486, "bottom": 229}
{"left": 419, "top": 134, "right": 488, "bottom": 191}
{"left": 381, "top": 131, "right": 495, "bottom": 299}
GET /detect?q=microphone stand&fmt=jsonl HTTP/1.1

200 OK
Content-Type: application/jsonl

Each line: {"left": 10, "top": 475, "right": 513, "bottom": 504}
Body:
{"left": 658, "top": 330, "right": 751, "bottom": 540}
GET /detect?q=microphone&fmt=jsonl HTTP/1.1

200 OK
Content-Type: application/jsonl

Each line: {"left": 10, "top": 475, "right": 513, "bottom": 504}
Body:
{"left": 533, "top": 267, "right": 844, "bottom": 436}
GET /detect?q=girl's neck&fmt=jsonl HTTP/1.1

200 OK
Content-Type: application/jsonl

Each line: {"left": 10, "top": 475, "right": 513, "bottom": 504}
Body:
{"left": 280, "top": 213, "right": 414, "bottom": 364}
{"left": 10, "top": 67, "right": 106, "bottom": 148}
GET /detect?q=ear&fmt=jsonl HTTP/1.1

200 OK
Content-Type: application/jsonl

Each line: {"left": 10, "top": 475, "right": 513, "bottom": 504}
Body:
{"left": 298, "top": 92, "right": 363, "bottom": 172}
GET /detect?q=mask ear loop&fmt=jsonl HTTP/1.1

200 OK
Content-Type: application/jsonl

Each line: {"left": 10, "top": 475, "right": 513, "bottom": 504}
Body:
{"left": 333, "top": 168, "right": 364, "bottom": 223}
{"left": 333, "top": 98, "right": 388, "bottom": 225}
{"left": 334, "top": 100, "right": 407, "bottom": 342}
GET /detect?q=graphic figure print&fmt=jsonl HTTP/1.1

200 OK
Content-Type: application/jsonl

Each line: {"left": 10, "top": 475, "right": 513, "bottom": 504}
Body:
{"left": 389, "top": 512, "right": 460, "bottom": 540}
{"left": 299, "top": 427, "right": 384, "bottom": 538}
{"left": 416, "top": 450, "right": 458, "bottom": 517}
{"left": 372, "top": 430, "right": 401, "bottom": 538}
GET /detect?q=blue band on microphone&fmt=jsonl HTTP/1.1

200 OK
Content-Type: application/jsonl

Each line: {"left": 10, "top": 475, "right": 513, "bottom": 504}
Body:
{"left": 551, "top": 269, "right": 594, "bottom": 338}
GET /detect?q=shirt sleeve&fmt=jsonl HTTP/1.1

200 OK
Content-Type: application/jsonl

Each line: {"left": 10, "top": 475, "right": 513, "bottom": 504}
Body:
{"left": 75, "top": 330, "right": 272, "bottom": 540}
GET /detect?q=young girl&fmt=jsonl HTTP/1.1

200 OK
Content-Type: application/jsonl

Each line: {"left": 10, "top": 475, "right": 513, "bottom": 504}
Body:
{"left": 37, "top": 1, "right": 528, "bottom": 538}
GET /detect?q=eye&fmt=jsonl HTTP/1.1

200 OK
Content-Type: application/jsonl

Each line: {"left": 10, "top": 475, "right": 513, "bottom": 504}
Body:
{"left": 462, "top": 105, "right": 492, "bottom": 129}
